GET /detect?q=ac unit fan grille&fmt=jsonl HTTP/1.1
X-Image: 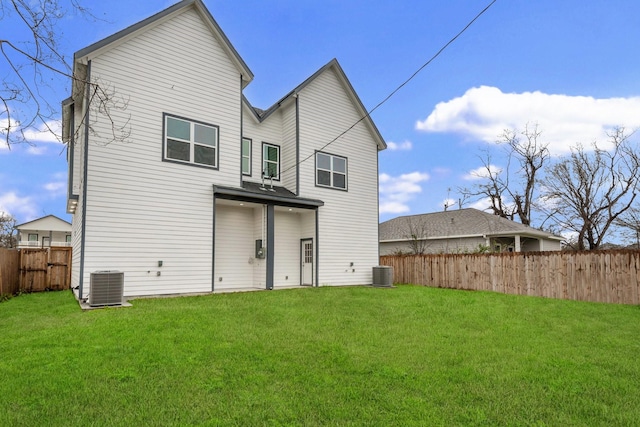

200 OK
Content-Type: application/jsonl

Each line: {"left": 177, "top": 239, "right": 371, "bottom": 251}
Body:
{"left": 89, "top": 271, "right": 124, "bottom": 306}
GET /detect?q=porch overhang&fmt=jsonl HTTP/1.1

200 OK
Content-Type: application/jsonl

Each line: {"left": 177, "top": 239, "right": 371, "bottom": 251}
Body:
{"left": 212, "top": 183, "right": 324, "bottom": 209}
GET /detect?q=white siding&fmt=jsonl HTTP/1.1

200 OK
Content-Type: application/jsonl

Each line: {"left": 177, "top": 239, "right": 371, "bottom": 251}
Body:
{"left": 280, "top": 102, "right": 297, "bottom": 194}
{"left": 380, "top": 237, "right": 488, "bottom": 255}
{"left": 215, "top": 205, "right": 254, "bottom": 289}
{"left": 298, "top": 67, "right": 379, "bottom": 286}
{"left": 79, "top": 8, "right": 243, "bottom": 297}
{"left": 242, "top": 104, "right": 283, "bottom": 185}
{"left": 273, "top": 210, "right": 301, "bottom": 287}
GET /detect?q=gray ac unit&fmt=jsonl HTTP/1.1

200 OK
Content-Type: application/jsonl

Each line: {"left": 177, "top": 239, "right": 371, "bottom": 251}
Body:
{"left": 89, "top": 271, "right": 124, "bottom": 306}
{"left": 372, "top": 266, "right": 394, "bottom": 287}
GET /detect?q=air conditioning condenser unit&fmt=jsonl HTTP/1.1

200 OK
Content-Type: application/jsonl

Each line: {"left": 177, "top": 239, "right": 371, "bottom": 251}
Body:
{"left": 89, "top": 271, "right": 124, "bottom": 307}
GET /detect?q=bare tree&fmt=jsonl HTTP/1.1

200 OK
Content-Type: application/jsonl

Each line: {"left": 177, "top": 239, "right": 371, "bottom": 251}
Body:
{"left": 615, "top": 206, "right": 640, "bottom": 248}
{"left": 402, "top": 217, "right": 430, "bottom": 255}
{"left": 543, "top": 127, "right": 639, "bottom": 250}
{"left": 0, "top": 212, "right": 18, "bottom": 248}
{"left": 0, "top": 0, "right": 130, "bottom": 149}
{"left": 461, "top": 149, "right": 514, "bottom": 220}
{"left": 460, "top": 123, "right": 549, "bottom": 225}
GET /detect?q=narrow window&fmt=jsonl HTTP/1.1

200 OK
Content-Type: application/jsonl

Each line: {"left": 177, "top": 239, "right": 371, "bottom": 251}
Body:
{"left": 242, "top": 137, "right": 252, "bottom": 176}
{"left": 66, "top": 235, "right": 72, "bottom": 243}
{"left": 262, "top": 143, "right": 280, "bottom": 180}
{"left": 164, "top": 114, "right": 219, "bottom": 168}
{"left": 316, "top": 152, "right": 347, "bottom": 190}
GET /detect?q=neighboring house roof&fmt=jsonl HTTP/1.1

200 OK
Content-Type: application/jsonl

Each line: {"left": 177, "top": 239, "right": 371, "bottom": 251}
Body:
{"left": 242, "top": 59, "right": 387, "bottom": 151}
{"left": 16, "top": 215, "right": 72, "bottom": 232}
{"left": 379, "top": 208, "right": 564, "bottom": 242}
{"left": 73, "top": 0, "right": 253, "bottom": 85}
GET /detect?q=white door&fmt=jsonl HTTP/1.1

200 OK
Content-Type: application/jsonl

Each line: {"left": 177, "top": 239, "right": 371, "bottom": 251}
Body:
{"left": 301, "top": 239, "right": 313, "bottom": 286}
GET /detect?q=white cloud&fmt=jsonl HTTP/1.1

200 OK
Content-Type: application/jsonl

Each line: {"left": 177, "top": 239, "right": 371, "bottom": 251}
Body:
{"left": 0, "top": 191, "right": 38, "bottom": 221}
{"left": 21, "top": 120, "right": 63, "bottom": 144}
{"left": 379, "top": 171, "right": 430, "bottom": 214}
{"left": 1, "top": 119, "right": 63, "bottom": 153}
{"left": 416, "top": 86, "right": 640, "bottom": 155}
{"left": 44, "top": 181, "right": 66, "bottom": 197}
{"left": 463, "top": 164, "right": 502, "bottom": 181}
{"left": 386, "top": 140, "right": 413, "bottom": 151}
{"left": 468, "top": 198, "right": 492, "bottom": 211}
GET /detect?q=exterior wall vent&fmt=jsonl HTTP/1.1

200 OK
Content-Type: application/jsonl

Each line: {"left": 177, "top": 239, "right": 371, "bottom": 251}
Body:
{"left": 372, "top": 266, "right": 394, "bottom": 287}
{"left": 89, "top": 271, "right": 124, "bottom": 306}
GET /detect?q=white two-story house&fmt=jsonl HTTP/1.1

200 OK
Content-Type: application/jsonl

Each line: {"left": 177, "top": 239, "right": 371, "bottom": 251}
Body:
{"left": 63, "top": 0, "right": 386, "bottom": 300}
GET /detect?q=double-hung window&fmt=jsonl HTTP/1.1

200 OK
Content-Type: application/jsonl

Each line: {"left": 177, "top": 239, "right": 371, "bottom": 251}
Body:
{"left": 242, "top": 138, "right": 252, "bottom": 176}
{"left": 316, "top": 152, "right": 347, "bottom": 190}
{"left": 262, "top": 143, "right": 280, "bottom": 180}
{"left": 164, "top": 114, "right": 219, "bottom": 168}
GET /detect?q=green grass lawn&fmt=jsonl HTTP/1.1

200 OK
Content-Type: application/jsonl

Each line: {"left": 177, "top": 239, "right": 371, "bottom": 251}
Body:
{"left": 1, "top": 286, "right": 639, "bottom": 426}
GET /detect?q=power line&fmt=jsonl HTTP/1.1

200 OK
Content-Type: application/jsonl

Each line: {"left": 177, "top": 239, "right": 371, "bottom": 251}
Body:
{"left": 280, "top": 0, "right": 497, "bottom": 177}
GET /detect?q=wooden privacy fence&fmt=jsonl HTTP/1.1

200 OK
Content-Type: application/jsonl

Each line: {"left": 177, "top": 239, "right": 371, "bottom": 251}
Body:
{"left": 0, "top": 247, "right": 71, "bottom": 296}
{"left": 380, "top": 250, "right": 640, "bottom": 305}
{"left": 0, "top": 248, "right": 20, "bottom": 296}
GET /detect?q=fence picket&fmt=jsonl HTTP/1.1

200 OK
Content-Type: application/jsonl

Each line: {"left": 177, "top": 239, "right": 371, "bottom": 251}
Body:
{"left": 380, "top": 250, "right": 640, "bottom": 305}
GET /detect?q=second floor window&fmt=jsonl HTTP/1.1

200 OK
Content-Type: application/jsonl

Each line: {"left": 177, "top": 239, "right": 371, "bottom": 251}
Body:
{"left": 263, "top": 143, "right": 280, "bottom": 180}
{"left": 316, "top": 152, "right": 347, "bottom": 190}
{"left": 242, "top": 138, "right": 252, "bottom": 176}
{"left": 164, "top": 114, "right": 219, "bottom": 168}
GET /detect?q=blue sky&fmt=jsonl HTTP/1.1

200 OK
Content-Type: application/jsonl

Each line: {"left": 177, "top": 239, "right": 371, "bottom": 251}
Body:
{"left": 2, "top": 0, "right": 640, "bottom": 227}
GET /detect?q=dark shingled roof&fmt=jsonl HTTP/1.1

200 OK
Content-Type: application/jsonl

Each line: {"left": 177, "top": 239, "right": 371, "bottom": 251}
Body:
{"left": 379, "top": 208, "right": 563, "bottom": 241}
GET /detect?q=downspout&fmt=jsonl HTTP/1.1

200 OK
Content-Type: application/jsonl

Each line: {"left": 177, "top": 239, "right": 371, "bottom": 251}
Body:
{"left": 67, "top": 104, "right": 75, "bottom": 200}
{"left": 295, "top": 94, "right": 300, "bottom": 196}
{"left": 78, "top": 60, "right": 92, "bottom": 300}
{"left": 211, "top": 187, "right": 217, "bottom": 292}
{"left": 315, "top": 208, "right": 319, "bottom": 287}
{"left": 239, "top": 74, "right": 244, "bottom": 187}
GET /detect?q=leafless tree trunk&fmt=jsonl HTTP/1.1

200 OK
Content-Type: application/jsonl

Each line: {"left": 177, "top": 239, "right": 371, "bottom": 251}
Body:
{"left": 543, "top": 127, "right": 639, "bottom": 250}
{"left": 0, "top": 0, "right": 130, "bottom": 149}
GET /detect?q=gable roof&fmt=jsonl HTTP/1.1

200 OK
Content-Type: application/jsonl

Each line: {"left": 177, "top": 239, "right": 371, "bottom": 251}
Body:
{"left": 74, "top": 0, "right": 253, "bottom": 85}
{"left": 16, "top": 215, "right": 72, "bottom": 231}
{"left": 379, "top": 208, "right": 563, "bottom": 242}
{"left": 242, "top": 58, "right": 387, "bottom": 151}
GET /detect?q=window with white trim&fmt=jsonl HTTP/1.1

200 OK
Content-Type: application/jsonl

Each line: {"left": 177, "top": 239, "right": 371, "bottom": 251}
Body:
{"left": 316, "top": 152, "right": 347, "bottom": 190}
{"left": 242, "top": 137, "right": 252, "bottom": 176}
{"left": 28, "top": 233, "right": 38, "bottom": 242}
{"left": 262, "top": 143, "right": 280, "bottom": 180}
{"left": 164, "top": 114, "right": 219, "bottom": 168}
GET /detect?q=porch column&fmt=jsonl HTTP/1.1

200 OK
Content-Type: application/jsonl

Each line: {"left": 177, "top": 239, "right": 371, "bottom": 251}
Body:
{"left": 515, "top": 235, "right": 521, "bottom": 252}
{"left": 266, "top": 204, "right": 275, "bottom": 290}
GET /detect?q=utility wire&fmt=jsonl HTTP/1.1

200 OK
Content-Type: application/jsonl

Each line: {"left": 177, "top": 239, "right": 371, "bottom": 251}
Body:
{"left": 280, "top": 0, "right": 497, "bottom": 177}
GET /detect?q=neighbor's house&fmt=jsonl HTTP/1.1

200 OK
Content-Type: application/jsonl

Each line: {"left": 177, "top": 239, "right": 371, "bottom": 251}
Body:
{"left": 379, "top": 208, "right": 563, "bottom": 255}
{"left": 62, "top": 0, "right": 386, "bottom": 299}
{"left": 16, "top": 215, "right": 72, "bottom": 248}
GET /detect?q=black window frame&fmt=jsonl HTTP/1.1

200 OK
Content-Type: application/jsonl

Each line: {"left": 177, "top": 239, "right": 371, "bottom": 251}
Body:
{"left": 315, "top": 151, "right": 348, "bottom": 191}
{"left": 242, "top": 137, "right": 252, "bottom": 176}
{"left": 262, "top": 142, "right": 280, "bottom": 181}
{"left": 162, "top": 113, "right": 220, "bottom": 170}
